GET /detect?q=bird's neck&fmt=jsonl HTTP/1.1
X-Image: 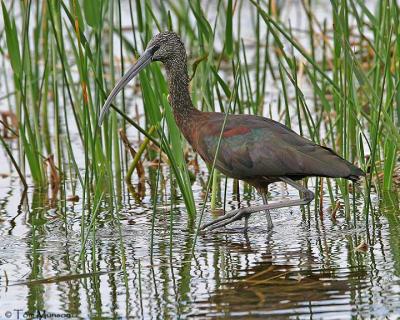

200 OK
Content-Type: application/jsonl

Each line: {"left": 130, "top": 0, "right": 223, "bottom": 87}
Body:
{"left": 164, "top": 60, "right": 198, "bottom": 122}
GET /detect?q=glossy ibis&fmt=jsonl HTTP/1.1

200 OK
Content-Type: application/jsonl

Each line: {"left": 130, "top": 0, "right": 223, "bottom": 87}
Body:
{"left": 99, "top": 32, "right": 364, "bottom": 232}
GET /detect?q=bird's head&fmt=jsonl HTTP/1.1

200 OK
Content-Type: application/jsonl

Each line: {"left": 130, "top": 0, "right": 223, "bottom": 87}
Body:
{"left": 98, "top": 31, "right": 185, "bottom": 125}
{"left": 147, "top": 31, "right": 186, "bottom": 63}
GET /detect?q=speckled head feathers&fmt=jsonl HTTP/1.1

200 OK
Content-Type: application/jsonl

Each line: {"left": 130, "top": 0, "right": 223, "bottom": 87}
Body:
{"left": 146, "top": 31, "right": 186, "bottom": 64}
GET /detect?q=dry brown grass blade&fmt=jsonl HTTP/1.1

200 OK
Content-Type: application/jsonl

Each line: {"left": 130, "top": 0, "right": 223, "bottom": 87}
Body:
{"left": 355, "top": 240, "right": 369, "bottom": 253}
{"left": 119, "top": 128, "right": 145, "bottom": 184}
{"left": 119, "top": 129, "right": 146, "bottom": 200}
{"left": 66, "top": 194, "right": 80, "bottom": 202}
{"left": 329, "top": 200, "right": 342, "bottom": 220}
{"left": 244, "top": 265, "right": 275, "bottom": 282}
{"left": 9, "top": 270, "right": 115, "bottom": 287}
{"left": 44, "top": 154, "right": 61, "bottom": 207}
{"left": 0, "top": 110, "right": 19, "bottom": 139}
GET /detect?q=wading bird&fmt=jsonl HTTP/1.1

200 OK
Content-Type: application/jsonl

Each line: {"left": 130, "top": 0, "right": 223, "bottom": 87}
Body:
{"left": 99, "top": 32, "right": 364, "bottom": 232}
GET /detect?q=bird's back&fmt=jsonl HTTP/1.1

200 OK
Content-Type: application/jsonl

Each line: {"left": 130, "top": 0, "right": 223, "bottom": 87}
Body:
{"left": 183, "top": 112, "right": 364, "bottom": 184}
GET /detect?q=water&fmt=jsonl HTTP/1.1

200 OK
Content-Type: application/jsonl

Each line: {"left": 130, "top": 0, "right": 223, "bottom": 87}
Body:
{"left": 0, "top": 169, "right": 399, "bottom": 318}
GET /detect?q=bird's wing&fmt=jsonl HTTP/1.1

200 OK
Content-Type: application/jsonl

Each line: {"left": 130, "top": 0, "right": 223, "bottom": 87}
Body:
{"left": 194, "top": 113, "right": 363, "bottom": 180}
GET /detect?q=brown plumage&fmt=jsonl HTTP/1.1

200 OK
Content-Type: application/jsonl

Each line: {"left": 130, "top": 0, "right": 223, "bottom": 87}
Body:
{"left": 179, "top": 111, "right": 364, "bottom": 189}
{"left": 99, "top": 31, "right": 365, "bottom": 232}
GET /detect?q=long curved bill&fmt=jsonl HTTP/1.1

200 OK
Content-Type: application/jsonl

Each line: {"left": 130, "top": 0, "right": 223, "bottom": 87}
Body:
{"left": 98, "top": 48, "right": 154, "bottom": 126}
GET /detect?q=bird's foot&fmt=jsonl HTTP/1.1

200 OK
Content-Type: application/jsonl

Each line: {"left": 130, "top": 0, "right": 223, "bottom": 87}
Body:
{"left": 201, "top": 207, "right": 252, "bottom": 232}
{"left": 201, "top": 207, "right": 274, "bottom": 233}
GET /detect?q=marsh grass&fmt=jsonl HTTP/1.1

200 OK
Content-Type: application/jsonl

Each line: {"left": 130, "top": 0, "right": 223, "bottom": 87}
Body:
{"left": 0, "top": 0, "right": 399, "bottom": 246}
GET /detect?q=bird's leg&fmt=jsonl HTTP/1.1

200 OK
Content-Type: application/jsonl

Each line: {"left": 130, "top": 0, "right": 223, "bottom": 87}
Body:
{"left": 201, "top": 177, "right": 314, "bottom": 232}
{"left": 244, "top": 215, "right": 249, "bottom": 233}
{"left": 261, "top": 192, "right": 273, "bottom": 231}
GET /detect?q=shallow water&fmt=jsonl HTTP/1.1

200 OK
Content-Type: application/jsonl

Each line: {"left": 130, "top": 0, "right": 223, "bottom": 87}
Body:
{"left": 0, "top": 169, "right": 399, "bottom": 319}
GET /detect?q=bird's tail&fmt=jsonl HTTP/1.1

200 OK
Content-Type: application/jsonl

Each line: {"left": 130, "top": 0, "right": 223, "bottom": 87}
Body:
{"left": 348, "top": 165, "right": 365, "bottom": 182}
